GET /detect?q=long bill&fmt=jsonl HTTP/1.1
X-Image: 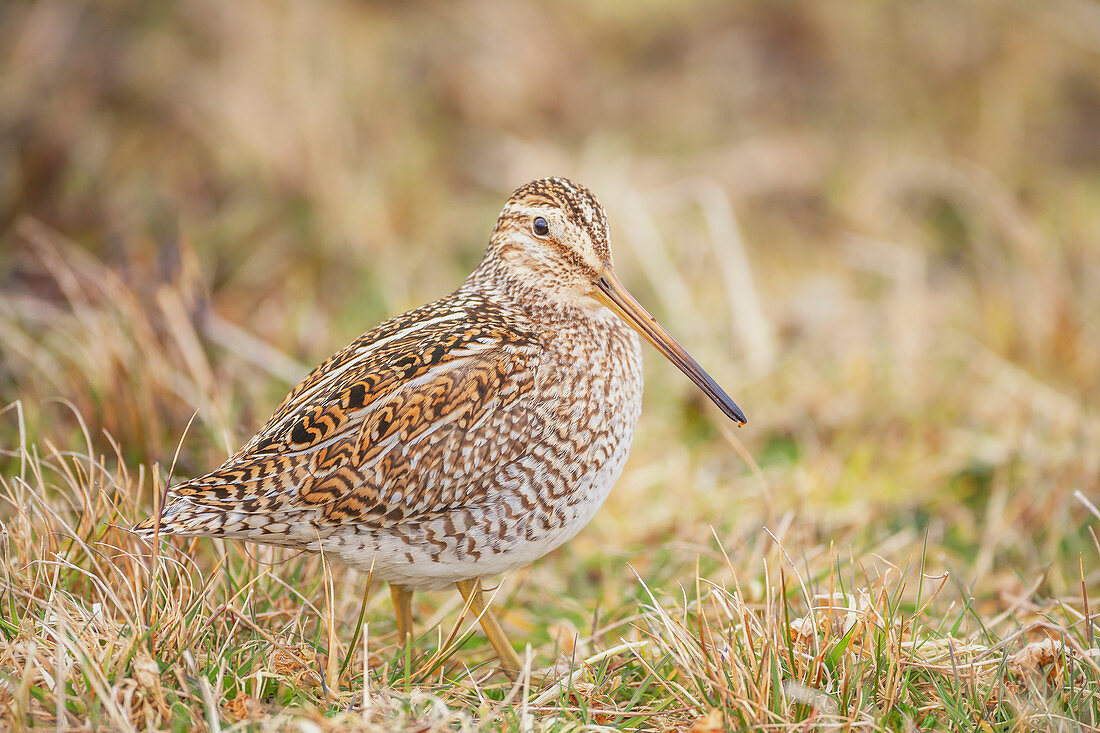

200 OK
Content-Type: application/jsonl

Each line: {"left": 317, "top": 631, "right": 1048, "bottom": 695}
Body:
{"left": 593, "top": 269, "right": 747, "bottom": 426}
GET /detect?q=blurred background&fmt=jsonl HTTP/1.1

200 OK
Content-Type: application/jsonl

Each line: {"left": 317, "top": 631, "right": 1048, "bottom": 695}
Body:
{"left": 2, "top": 0, "right": 1098, "bottom": 598}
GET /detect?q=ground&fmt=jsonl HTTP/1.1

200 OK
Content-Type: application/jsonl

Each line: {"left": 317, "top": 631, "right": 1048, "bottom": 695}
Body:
{"left": 1, "top": 1, "right": 1099, "bottom": 730}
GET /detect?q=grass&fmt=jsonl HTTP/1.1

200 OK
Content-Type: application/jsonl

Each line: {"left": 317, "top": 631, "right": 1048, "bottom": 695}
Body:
{"left": 2, "top": 0, "right": 1100, "bottom": 730}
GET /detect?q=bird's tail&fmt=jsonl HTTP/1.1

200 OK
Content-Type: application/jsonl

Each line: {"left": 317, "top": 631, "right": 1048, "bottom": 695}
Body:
{"left": 132, "top": 498, "right": 230, "bottom": 538}
{"left": 133, "top": 496, "right": 324, "bottom": 548}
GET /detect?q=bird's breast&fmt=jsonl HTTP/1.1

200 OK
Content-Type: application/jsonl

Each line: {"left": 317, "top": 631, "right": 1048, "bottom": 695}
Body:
{"left": 524, "top": 312, "right": 643, "bottom": 506}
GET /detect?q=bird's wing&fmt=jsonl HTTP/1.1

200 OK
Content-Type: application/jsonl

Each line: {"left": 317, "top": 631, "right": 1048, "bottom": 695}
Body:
{"left": 142, "top": 295, "right": 545, "bottom": 534}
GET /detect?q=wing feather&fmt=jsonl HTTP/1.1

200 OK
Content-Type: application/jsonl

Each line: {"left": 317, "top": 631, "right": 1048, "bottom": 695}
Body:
{"left": 157, "top": 294, "right": 543, "bottom": 533}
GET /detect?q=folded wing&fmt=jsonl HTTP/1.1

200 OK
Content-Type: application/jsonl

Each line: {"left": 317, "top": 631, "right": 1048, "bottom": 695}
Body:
{"left": 136, "top": 296, "right": 544, "bottom": 540}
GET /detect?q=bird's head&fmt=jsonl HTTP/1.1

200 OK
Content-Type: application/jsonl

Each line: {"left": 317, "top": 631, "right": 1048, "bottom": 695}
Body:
{"left": 488, "top": 177, "right": 612, "bottom": 302}
{"left": 485, "top": 177, "right": 747, "bottom": 426}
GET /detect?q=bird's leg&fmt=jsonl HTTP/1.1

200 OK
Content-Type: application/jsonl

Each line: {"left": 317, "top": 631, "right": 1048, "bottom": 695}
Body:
{"left": 390, "top": 583, "right": 414, "bottom": 643}
{"left": 455, "top": 577, "right": 525, "bottom": 680}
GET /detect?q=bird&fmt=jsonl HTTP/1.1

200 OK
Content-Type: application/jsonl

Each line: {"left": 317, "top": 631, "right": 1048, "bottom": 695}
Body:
{"left": 135, "top": 177, "right": 747, "bottom": 680}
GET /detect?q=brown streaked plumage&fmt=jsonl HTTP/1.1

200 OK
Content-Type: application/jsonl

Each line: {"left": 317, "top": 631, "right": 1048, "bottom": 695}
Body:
{"left": 135, "top": 177, "right": 747, "bottom": 679}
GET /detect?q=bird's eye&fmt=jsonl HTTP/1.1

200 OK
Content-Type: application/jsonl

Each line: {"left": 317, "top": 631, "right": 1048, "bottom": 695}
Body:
{"left": 532, "top": 217, "right": 550, "bottom": 236}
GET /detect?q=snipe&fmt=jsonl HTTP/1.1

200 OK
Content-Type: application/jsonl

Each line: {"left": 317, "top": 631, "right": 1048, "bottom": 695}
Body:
{"left": 136, "top": 177, "right": 747, "bottom": 680}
